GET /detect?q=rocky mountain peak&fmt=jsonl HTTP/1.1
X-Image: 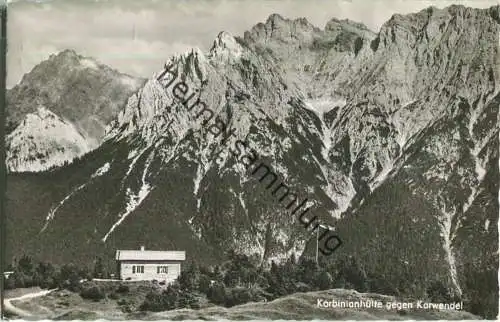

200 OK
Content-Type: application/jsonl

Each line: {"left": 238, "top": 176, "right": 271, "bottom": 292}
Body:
{"left": 264, "top": 13, "right": 315, "bottom": 29}
{"left": 266, "top": 13, "right": 285, "bottom": 24}
{"left": 244, "top": 13, "right": 319, "bottom": 45}
{"left": 51, "top": 48, "right": 79, "bottom": 62}
{"left": 6, "top": 49, "right": 145, "bottom": 172}
{"left": 18, "top": 49, "right": 91, "bottom": 86}
{"left": 55, "top": 48, "right": 79, "bottom": 58}
{"left": 324, "top": 18, "right": 372, "bottom": 33}
{"left": 208, "top": 31, "right": 243, "bottom": 63}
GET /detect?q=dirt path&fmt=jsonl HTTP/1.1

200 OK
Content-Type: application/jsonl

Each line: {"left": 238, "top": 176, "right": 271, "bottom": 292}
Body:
{"left": 3, "top": 289, "right": 55, "bottom": 317}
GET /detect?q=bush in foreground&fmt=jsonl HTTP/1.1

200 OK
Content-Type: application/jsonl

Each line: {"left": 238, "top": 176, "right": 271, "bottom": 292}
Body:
{"left": 116, "top": 284, "right": 130, "bottom": 294}
{"left": 79, "top": 285, "right": 105, "bottom": 301}
{"left": 139, "top": 283, "right": 200, "bottom": 312}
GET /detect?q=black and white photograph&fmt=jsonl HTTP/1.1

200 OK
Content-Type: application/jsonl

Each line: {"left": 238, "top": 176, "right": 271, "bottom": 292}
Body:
{"left": 1, "top": 0, "right": 499, "bottom": 320}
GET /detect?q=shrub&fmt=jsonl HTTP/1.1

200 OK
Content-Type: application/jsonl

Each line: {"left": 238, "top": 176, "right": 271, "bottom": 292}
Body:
{"left": 426, "top": 280, "right": 452, "bottom": 302}
{"left": 80, "top": 286, "right": 105, "bottom": 301}
{"left": 177, "top": 292, "right": 200, "bottom": 309}
{"left": 18, "top": 255, "right": 34, "bottom": 274}
{"left": 108, "top": 292, "right": 119, "bottom": 300}
{"left": 295, "top": 281, "right": 312, "bottom": 293}
{"left": 314, "top": 271, "right": 333, "bottom": 290}
{"left": 121, "top": 305, "right": 133, "bottom": 313}
{"left": 198, "top": 274, "right": 211, "bottom": 294}
{"left": 139, "top": 283, "right": 200, "bottom": 312}
{"left": 226, "top": 287, "right": 252, "bottom": 307}
{"left": 367, "top": 273, "right": 399, "bottom": 296}
{"left": 207, "top": 282, "right": 227, "bottom": 305}
{"left": 178, "top": 263, "right": 200, "bottom": 290}
{"left": 12, "top": 272, "right": 26, "bottom": 288}
{"left": 3, "top": 276, "right": 15, "bottom": 290}
{"left": 116, "top": 284, "right": 129, "bottom": 294}
{"left": 117, "top": 299, "right": 128, "bottom": 306}
{"left": 337, "top": 256, "right": 369, "bottom": 292}
{"left": 140, "top": 290, "right": 173, "bottom": 312}
{"left": 58, "top": 264, "right": 83, "bottom": 292}
{"left": 40, "top": 277, "right": 55, "bottom": 289}
{"left": 222, "top": 286, "right": 266, "bottom": 307}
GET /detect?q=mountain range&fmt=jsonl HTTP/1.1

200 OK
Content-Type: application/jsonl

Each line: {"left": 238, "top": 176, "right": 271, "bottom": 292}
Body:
{"left": 5, "top": 4, "right": 499, "bottom": 318}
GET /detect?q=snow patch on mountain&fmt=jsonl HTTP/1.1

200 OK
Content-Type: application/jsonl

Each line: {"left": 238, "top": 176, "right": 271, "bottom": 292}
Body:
{"left": 484, "top": 219, "right": 490, "bottom": 231}
{"left": 310, "top": 154, "right": 335, "bottom": 199}
{"left": 40, "top": 182, "right": 88, "bottom": 233}
{"left": 193, "top": 164, "right": 205, "bottom": 198}
{"left": 238, "top": 191, "right": 248, "bottom": 216}
{"left": 125, "top": 145, "right": 152, "bottom": 178}
{"left": 311, "top": 100, "right": 344, "bottom": 139}
{"left": 193, "top": 161, "right": 213, "bottom": 211}
{"left": 40, "top": 161, "right": 112, "bottom": 233}
{"left": 369, "top": 160, "right": 396, "bottom": 192}
{"left": 102, "top": 151, "right": 155, "bottom": 242}
{"left": 92, "top": 162, "right": 111, "bottom": 178}
{"left": 304, "top": 98, "right": 345, "bottom": 117}
{"left": 437, "top": 204, "right": 462, "bottom": 296}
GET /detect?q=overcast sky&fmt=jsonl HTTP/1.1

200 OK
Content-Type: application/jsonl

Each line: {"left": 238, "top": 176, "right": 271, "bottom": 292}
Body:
{"left": 6, "top": 0, "right": 499, "bottom": 88}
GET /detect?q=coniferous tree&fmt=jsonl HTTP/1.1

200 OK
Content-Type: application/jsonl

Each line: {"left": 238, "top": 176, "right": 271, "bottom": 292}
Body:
{"left": 337, "top": 256, "right": 368, "bottom": 292}
{"left": 212, "top": 265, "right": 224, "bottom": 282}
{"left": 297, "top": 257, "right": 317, "bottom": 286}
{"left": 314, "top": 271, "right": 333, "bottom": 290}
{"left": 93, "top": 257, "right": 104, "bottom": 278}
{"left": 198, "top": 274, "right": 211, "bottom": 294}
{"left": 18, "top": 255, "right": 34, "bottom": 275}
{"left": 178, "top": 262, "right": 201, "bottom": 290}
{"left": 207, "top": 281, "right": 227, "bottom": 305}
{"left": 426, "top": 279, "right": 452, "bottom": 302}
{"left": 58, "top": 264, "right": 82, "bottom": 291}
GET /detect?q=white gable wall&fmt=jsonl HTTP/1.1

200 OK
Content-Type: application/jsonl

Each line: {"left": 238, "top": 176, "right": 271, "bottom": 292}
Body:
{"left": 119, "top": 260, "right": 181, "bottom": 283}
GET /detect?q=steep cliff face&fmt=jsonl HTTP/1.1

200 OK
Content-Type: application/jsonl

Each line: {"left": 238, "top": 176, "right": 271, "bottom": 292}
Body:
{"left": 6, "top": 4, "right": 499, "bottom": 318}
{"left": 6, "top": 49, "right": 145, "bottom": 172}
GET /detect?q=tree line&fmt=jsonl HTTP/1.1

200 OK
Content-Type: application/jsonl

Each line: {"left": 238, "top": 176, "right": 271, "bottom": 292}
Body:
{"left": 138, "top": 250, "right": 456, "bottom": 312}
{"left": 3, "top": 251, "right": 459, "bottom": 314}
{"left": 3, "top": 255, "right": 107, "bottom": 292}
